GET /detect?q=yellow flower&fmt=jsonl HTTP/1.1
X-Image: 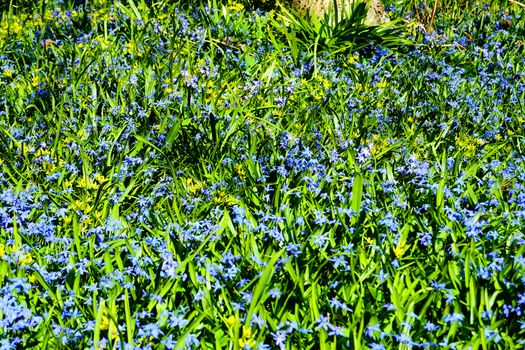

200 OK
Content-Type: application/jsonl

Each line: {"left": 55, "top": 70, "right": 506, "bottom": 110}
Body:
{"left": 0, "top": 244, "right": 5, "bottom": 258}
{"left": 100, "top": 314, "right": 110, "bottom": 331}
{"left": 19, "top": 253, "right": 33, "bottom": 266}
{"left": 82, "top": 217, "right": 93, "bottom": 229}
{"left": 109, "top": 327, "right": 120, "bottom": 341}
{"left": 239, "top": 325, "right": 256, "bottom": 347}
{"left": 376, "top": 81, "right": 389, "bottom": 89}
{"left": 31, "top": 75, "right": 39, "bottom": 87}
{"left": 77, "top": 177, "right": 98, "bottom": 189}
{"left": 68, "top": 200, "right": 84, "bottom": 211}
{"left": 228, "top": 1, "right": 244, "bottom": 11}
{"left": 43, "top": 163, "right": 56, "bottom": 174}
{"left": 347, "top": 54, "right": 358, "bottom": 64}
{"left": 239, "top": 338, "right": 256, "bottom": 348}
{"left": 77, "top": 129, "right": 88, "bottom": 140}
{"left": 226, "top": 315, "right": 236, "bottom": 327}
{"left": 93, "top": 211, "right": 103, "bottom": 221}
{"left": 125, "top": 40, "right": 138, "bottom": 55}
{"left": 235, "top": 164, "right": 246, "bottom": 180}
{"left": 3, "top": 69, "right": 13, "bottom": 78}
{"left": 11, "top": 23, "right": 23, "bottom": 35}
{"left": 242, "top": 326, "right": 252, "bottom": 339}
{"left": 314, "top": 91, "right": 325, "bottom": 100}
{"left": 83, "top": 204, "right": 94, "bottom": 214}
{"left": 94, "top": 173, "right": 107, "bottom": 183}
{"left": 213, "top": 191, "right": 238, "bottom": 206}
{"left": 393, "top": 241, "right": 409, "bottom": 259}
{"left": 63, "top": 215, "right": 72, "bottom": 225}
{"left": 28, "top": 274, "right": 37, "bottom": 283}
{"left": 370, "top": 135, "right": 388, "bottom": 156}
{"left": 183, "top": 178, "right": 204, "bottom": 194}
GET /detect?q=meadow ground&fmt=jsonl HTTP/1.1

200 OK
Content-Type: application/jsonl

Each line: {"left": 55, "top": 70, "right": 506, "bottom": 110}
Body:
{"left": 0, "top": 0, "right": 525, "bottom": 349}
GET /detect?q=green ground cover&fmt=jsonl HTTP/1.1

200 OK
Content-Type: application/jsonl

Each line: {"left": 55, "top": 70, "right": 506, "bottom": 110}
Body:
{"left": 0, "top": 0, "right": 525, "bottom": 348}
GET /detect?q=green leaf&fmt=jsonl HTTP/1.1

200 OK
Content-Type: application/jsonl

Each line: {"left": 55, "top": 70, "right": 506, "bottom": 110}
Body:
{"left": 351, "top": 173, "right": 363, "bottom": 224}
{"left": 245, "top": 249, "right": 283, "bottom": 325}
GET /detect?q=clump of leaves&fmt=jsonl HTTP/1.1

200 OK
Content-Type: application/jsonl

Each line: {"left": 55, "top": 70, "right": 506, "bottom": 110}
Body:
{"left": 272, "top": 0, "right": 409, "bottom": 59}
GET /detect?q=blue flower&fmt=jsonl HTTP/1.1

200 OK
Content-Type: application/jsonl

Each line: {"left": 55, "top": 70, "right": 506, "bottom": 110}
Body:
{"left": 315, "top": 315, "right": 333, "bottom": 331}
{"left": 374, "top": 269, "right": 389, "bottom": 284}
{"left": 443, "top": 313, "right": 464, "bottom": 325}
{"left": 424, "top": 321, "right": 439, "bottom": 332}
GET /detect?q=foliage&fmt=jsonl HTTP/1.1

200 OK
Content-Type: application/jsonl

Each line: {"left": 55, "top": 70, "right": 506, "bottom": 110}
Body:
{"left": 0, "top": 0, "right": 525, "bottom": 349}
{"left": 271, "top": 0, "right": 408, "bottom": 64}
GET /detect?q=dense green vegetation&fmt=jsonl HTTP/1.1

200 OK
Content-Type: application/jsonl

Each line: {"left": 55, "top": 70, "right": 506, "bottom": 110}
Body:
{"left": 0, "top": 0, "right": 525, "bottom": 348}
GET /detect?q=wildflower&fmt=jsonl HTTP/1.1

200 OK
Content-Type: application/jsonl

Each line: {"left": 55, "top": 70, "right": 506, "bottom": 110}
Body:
{"left": 445, "top": 290, "right": 455, "bottom": 304}
{"left": 430, "top": 280, "right": 446, "bottom": 290}
{"left": 393, "top": 240, "right": 410, "bottom": 259}
{"left": 31, "top": 75, "right": 39, "bottom": 87}
{"left": 19, "top": 253, "right": 33, "bottom": 266}
{"left": 228, "top": 1, "right": 245, "bottom": 11}
{"left": 94, "top": 173, "right": 107, "bottom": 183}
{"left": 268, "top": 287, "right": 281, "bottom": 298}
{"left": 443, "top": 313, "right": 464, "bottom": 325}
{"left": 271, "top": 331, "right": 286, "bottom": 350}
{"left": 139, "top": 323, "right": 163, "bottom": 339}
{"left": 374, "top": 269, "right": 389, "bottom": 284}
{"left": 376, "top": 81, "right": 389, "bottom": 89}
{"left": 184, "top": 333, "right": 200, "bottom": 347}
{"left": 311, "top": 232, "right": 329, "bottom": 248}
{"left": 315, "top": 314, "right": 333, "bottom": 330}
{"left": 161, "top": 334, "right": 177, "bottom": 349}
{"left": 250, "top": 313, "right": 265, "bottom": 328}
{"left": 347, "top": 54, "right": 359, "bottom": 64}
{"left": 328, "top": 326, "right": 346, "bottom": 337}
{"left": 424, "top": 321, "right": 439, "bottom": 332}
{"left": 63, "top": 215, "right": 72, "bottom": 225}
{"left": 365, "top": 324, "right": 381, "bottom": 337}
{"left": 169, "top": 313, "right": 189, "bottom": 329}
{"left": 226, "top": 315, "right": 236, "bottom": 327}
{"left": 329, "top": 255, "right": 349, "bottom": 270}
{"left": 239, "top": 326, "right": 256, "bottom": 348}
{"left": 100, "top": 314, "right": 110, "bottom": 331}
{"left": 68, "top": 200, "right": 84, "bottom": 211}
{"left": 485, "top": 327, "right": 502, "bottom": 342}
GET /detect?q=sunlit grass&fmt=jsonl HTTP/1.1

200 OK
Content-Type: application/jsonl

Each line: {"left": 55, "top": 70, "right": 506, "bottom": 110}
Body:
{"left": 0, "top": 0, "right": 525, "bottom": 349}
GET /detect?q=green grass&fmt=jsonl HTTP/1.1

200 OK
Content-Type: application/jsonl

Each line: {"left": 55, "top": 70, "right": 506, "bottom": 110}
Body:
{"left": 0, "top": 0, "right": 525, "bottom": 349}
